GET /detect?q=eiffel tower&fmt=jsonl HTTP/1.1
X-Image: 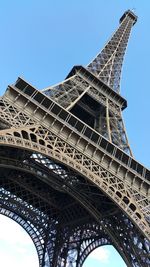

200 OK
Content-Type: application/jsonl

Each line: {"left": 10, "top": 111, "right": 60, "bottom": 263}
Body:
{"left": 0, "top": 9, "right": 149, "bottom": 267}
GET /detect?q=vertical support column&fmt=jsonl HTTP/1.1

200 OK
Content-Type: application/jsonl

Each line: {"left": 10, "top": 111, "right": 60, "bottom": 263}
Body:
{"left": 106, "top": 98, "right": 112, "bottom": 142}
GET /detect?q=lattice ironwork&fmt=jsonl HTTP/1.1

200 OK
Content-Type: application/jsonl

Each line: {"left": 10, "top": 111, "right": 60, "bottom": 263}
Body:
{"left": 0, "top": 9, "right": 149, "bottom": 267}
{"left": 87, "top": 10, "right": 137, "bottom": 92}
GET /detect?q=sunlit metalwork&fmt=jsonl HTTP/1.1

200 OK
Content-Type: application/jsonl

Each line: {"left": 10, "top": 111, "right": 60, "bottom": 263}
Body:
{"left": 0, "top": 10, "right": 149, "bottom": 267}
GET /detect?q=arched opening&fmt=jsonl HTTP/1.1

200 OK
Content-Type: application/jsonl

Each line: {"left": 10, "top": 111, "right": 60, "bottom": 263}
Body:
{"left": 0, "top": 214, "right": 39, "bottom": 267}
{"left": 83, "top": 245, "right": 126, "bottom": 267}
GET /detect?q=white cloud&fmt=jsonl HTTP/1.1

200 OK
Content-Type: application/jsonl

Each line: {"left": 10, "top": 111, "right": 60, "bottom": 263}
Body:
{"left": 0, "top": 215, "right": 39, "bottom": 267}
{"left": 88, "top": 246, "right": 110, "bottom": 263}
{"left": 0, "top": 215, "right": 33, "bottom": 245}
{"left": 0, "top": 249, "right": 38, "bottom": 267}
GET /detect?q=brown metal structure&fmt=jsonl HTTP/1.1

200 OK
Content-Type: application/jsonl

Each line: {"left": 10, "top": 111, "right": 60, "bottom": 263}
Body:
{"left": 0, "top": 10, "right": 149, "bottom": 267}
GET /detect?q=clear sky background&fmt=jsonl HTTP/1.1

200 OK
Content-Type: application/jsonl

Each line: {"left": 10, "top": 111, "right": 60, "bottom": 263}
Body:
{"left": 0, "top": 1, "right": 149, "bottom": 267}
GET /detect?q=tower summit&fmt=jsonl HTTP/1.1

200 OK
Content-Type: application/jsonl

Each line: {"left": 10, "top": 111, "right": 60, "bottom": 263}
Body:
{"left": 120, "top": 9, "right": 138, "bottom": 24}
{"left": 0, "top": 10, "right": 149, "bottom": 267}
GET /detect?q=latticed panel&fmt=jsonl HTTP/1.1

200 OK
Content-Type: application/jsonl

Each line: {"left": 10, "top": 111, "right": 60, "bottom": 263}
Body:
{"left": 0, "top": 9, "right": 149, "bottom": 267}
{"left": 0, "top": 88, "right": 149, "bottom": 228}
{"left": 0, "top": 177, "right": 49, "bottom": 266}
{"left": 43, "top": 75, "right": 85, "bottom": 109}
{"left": 25, "top": 153, "right": 150, "bottom": 267}
{"left": 106, "top": 108, "right": 131, "bottom": 154}
{"left": 1, "top": 82, "right": 149, "bottom": 225}
{"left": 0, "top": 97, "right": 35, "bottom": 128}
{"left": 0, "top": 123, "right": 149, "bottom": 266}
{"left": 0, "top": 104, "right": 149, "bottom": 241}
{"left": 87, "top": 12, "right": 136, "bottom": 92}
{"left": 40, "top": 11, "right": 137, "bottom": 158}
{"left": 42, "top": 75, "right": 131, "bottom": 154}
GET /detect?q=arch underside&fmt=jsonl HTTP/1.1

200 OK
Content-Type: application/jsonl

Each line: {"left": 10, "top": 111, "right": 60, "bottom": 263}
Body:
{"left": 0, "top": 146, "right": 149, "bottom": 267}
{"left": 0, "top": 90, "right": 149, "bottom": 239}
{"left": 0, "top": 9, "right": 148, "bottom": 266}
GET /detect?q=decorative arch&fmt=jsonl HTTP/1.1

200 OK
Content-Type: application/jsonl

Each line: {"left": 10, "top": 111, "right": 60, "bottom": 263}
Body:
{"left": 78, "top": 237, "right": 111, "bottom": 266}
{"left": 0, "top": 146, "right": 148, "bottom": 266}
{"left": 0, "top": 129, "right": 148, "bottom": 241}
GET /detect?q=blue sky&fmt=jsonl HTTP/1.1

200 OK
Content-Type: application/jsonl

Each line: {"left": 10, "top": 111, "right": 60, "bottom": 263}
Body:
{"left": 0, "top": 1, "right": 149, "bottom": 266}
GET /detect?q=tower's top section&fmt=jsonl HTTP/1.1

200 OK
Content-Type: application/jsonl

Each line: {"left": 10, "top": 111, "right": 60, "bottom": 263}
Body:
{"left": 120, "top": 10, "right": 137, "bottom": 25}
{"left": 87, "top": 10, "right": 137, "bottom": 93}
{"left": 43, "top": 10, "right": 137, "bottom": 103}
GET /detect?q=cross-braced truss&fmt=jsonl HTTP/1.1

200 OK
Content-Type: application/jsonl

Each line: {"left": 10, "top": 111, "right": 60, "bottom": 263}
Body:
{"left": 0, "top": 9, "right": 149, "bottom": 267}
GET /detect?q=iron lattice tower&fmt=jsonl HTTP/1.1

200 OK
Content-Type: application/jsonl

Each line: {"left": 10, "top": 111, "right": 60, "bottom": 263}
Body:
{"left": 0, "top": 10, "right": 149, "bottom": 267}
